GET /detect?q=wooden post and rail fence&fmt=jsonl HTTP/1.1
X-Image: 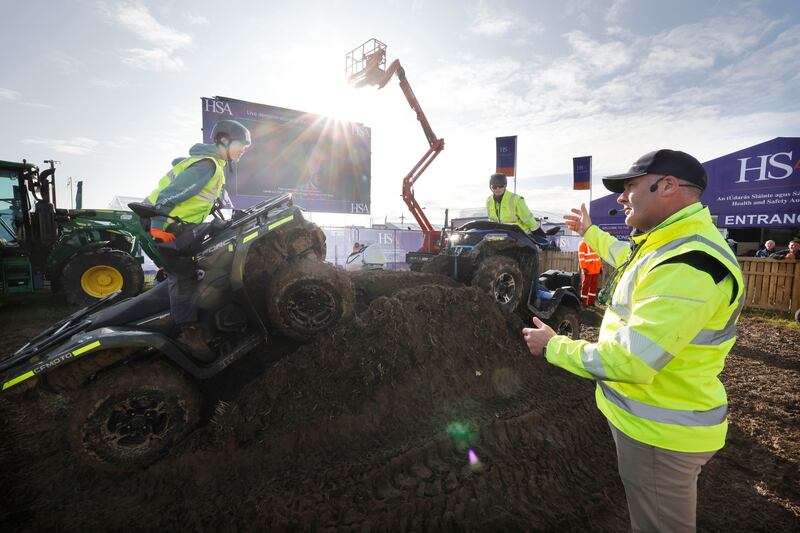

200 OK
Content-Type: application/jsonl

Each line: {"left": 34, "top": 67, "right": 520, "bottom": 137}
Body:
{"left": 540, "top": 251, "right": 800, "bottom": 316}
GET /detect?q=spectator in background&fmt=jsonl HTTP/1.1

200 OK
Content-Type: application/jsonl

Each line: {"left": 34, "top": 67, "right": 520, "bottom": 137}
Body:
{"left": 755, "top": 240, "right": 776, "bottom": 258}
{"left": 782, "top": 240, "right": 800, "bottom": 261}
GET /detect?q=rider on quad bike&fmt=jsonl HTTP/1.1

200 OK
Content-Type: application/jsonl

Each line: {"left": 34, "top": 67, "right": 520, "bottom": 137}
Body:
{"left": 143, "top": 119, "right": 252, "bottom": 360}
{"left": 0, "top": 193, "right": 354, "bottom": 471}
{"left": 486, "top": 172, "right": 556, "bottom": 247}
{"left": 425, "top": 173, "right": 580, "bottom": 336}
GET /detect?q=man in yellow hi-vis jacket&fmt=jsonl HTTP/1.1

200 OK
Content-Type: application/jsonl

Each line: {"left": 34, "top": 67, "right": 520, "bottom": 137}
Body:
{"left": 486, "top": 173, "right": 546, "bottom": 237}
{"left": 522, "top": 149, "right": 744, "bottom": 532}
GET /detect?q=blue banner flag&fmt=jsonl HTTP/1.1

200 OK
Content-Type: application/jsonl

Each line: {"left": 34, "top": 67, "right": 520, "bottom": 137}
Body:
{"left": 496, "top": 136, "right": 517, "bottom": 176}
{"left": 573, "top": 155, "right": 592, "bottom": 190}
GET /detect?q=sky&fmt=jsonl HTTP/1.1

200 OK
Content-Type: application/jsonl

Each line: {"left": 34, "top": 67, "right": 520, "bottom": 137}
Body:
{"left": 1, "top": 0, "right": 798, "bottom": 227}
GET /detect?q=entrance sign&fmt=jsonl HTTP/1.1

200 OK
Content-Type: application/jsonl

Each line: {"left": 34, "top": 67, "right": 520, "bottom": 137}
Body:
{"left": 703, "top": 137, "right": 799, "bottom": 228}
{"left": 591, "top": 138, "right": 799, "bottom": 233}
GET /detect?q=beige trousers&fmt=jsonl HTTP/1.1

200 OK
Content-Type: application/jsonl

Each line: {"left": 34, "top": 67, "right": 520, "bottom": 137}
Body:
{"left": 608, "top": 422, "right": 716, "bottom": 533}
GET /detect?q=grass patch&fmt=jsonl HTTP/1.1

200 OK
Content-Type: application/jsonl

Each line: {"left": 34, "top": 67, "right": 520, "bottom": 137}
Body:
{"left": 741, "top": 307, "right": 799, "bottom": 330}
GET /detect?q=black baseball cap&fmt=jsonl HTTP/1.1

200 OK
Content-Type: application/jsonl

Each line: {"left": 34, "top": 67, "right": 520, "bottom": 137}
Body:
{"left": 602, "top": 149, "right": 707, "bottom": 193}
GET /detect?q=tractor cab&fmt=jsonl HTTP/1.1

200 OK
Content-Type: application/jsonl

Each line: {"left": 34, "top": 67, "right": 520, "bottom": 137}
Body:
{"left": 0, "top": 160, "right": 59, "bottom": 294}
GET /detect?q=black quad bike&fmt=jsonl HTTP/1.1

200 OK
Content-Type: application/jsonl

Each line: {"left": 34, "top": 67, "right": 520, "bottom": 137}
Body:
{"left": 423, "top": 221, "right": 581, "bottom": 337}
{"left": 0, "top": 194, "right": 354, "bottom": 470}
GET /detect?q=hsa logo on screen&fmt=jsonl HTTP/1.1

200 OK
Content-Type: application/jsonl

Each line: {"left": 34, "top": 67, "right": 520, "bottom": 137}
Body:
{"left": 204, "top": 98, "right": 233, "bottom": 115}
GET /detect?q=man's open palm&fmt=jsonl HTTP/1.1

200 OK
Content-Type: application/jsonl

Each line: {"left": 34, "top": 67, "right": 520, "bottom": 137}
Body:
{"left": 564, "top": 203, "right": 593, "bottom": 236}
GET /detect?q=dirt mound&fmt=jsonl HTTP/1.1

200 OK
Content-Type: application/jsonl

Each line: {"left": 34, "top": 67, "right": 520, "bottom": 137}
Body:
{"left": 207, "top": 283, "right": 564, "bottom": 449}
{"left": 1, "top": 274, "right": 798, "bottom": 531}
{"left": 169, "top": 282, "right": 624, "bottom": 530}
{"left": 349, "top": 269, "right": 459, "bottom": 313}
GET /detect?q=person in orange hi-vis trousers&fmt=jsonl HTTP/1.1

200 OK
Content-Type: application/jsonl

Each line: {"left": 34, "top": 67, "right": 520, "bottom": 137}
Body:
{"left": 578, "top": 240, "right": 602, "bottom": 306}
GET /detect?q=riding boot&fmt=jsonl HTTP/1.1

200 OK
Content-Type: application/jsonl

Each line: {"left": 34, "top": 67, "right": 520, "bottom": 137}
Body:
{"left": 177, "top": 324, "right": 216, "bottom": 362}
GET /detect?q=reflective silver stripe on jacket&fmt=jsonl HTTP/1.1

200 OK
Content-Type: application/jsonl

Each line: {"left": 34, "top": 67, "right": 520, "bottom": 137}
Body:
{"left": 198, "top": 189, "right": 219, "bottom": 203}
{"left": 690, "top": 293, "right": 744, "bottom": 346}
{"left": 609, "top": 303, "right": 631, "bottom": 320}
{"left": 613, "top": 234, "right": 738, "bottom": 310}
{"left": 599, "top": 381, "right": 727, "bottom": 426}
{"left": 613, "top": 327, "right": 674, "bottom": 371}
{"left": 581, "top": 345, "right": 608, "bottom": 379}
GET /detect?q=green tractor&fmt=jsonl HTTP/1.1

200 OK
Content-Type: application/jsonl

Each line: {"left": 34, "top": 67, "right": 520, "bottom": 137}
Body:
{"left": 0, "top": 159, "right": 162, "bottom": 305}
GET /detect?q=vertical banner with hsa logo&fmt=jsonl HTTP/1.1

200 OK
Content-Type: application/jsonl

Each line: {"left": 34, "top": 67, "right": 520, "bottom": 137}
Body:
{"left": 573, "top": 155, "right": 592, "bottom": 190}
{"left": 496, "top": 136, "right": 517, "bottom": 176}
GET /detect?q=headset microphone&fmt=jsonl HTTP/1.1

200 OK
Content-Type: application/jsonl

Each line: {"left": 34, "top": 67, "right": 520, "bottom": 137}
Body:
{"left": 608, "top": 208, "right": 619, "bottom": 216}
{"left": 649, "top": 176, "right": 666, "bottom": 192}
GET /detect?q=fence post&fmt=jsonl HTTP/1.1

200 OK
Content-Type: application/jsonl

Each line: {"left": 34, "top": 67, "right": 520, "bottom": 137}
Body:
{"left": 792, "top": 262, "right": 800, "bottom": 315}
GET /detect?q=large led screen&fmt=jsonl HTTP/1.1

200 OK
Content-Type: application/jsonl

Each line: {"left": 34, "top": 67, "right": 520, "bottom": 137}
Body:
{"left": 202, "top": 96, "right": 371, "bottom": 214}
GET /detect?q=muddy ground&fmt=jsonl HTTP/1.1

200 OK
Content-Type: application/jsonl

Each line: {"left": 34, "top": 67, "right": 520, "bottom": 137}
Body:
{"left": 0, "top": 270, "right": 798, "bottom": 531}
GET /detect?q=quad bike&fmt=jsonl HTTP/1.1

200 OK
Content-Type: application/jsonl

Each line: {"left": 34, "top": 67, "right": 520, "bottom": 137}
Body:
{"left": 0, "top": 194, "right": 354, "bottom": 470}
{"left": 423, "top": 221, "right": 581, "bottom": 337}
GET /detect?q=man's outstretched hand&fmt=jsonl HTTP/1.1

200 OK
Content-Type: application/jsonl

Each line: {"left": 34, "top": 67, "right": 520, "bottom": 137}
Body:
{"left": 564, "top": 203, "right": 593, "bottom": 236}
{"left": 522, "top": 317, "right": 556, "bottom": 357}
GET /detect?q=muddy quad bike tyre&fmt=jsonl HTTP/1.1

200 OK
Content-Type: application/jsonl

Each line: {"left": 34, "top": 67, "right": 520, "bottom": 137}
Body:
{"left": 421, "top": 254, "right": 451, "bottom": 275}
{"left": 471, "top": 255, "right": 524, "bottom": 313}
{"left": 67, "top": 360, "right": 199, "bottom": 472}
{"left": 61, "top": 247, "right": 144, "bottom": 306}
{"left": 547, "top": 305, "right": 580, "bottom": 339}
{"left": 266, "top": 258, "right": 354, "bottom": 341}
{"left": 286, "top": 221, "right": 327, "bottom": 261}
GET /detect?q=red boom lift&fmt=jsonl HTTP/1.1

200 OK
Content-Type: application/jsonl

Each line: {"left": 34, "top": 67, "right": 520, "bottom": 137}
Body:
{"left": 346, "top": 39, "right": 445, "bottom": 270}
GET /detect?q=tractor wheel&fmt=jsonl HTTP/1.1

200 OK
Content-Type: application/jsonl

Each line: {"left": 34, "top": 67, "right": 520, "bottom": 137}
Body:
{"left": 266, "top": 258, "right": 354, "bottom": 341}
{"left": 61, "top": 248, "right": 144, "bottom": 306}
{"left": 471, "top": 255, "right": 525, "bottom": 313}
{"left": 421, "top": 254, "right": 451, "bottom": 275}
{"left": 547, "top": 305, "right": 580, "bottom": 339}
{"left": 67, "top": 361, "right": 199, "bottom": 472}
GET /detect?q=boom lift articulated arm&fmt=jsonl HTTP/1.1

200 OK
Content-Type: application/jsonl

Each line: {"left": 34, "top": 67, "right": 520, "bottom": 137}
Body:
{"left": 346, "top": 39, "right": 445, "bottom": 254}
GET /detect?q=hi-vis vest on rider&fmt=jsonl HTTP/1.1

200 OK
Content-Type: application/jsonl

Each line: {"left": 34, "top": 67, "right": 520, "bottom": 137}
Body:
{"left": 146, "top": 156, "right": 226, "bottom": 228}
{"left": 485, "top": 191, "right": 540, "bottom": 233}
{"left": 546, "top": 204, "right": 744, "bottom": 453}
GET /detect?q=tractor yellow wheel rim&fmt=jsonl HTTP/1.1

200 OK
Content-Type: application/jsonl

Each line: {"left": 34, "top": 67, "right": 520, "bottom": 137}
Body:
{"left": 80, "top": 265, "right": 124, "bottom": 298}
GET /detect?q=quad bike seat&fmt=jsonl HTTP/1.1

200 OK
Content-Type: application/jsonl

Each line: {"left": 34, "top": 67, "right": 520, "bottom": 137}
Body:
{"left": 90, "top": 282, "right": 171, "bottom": 329}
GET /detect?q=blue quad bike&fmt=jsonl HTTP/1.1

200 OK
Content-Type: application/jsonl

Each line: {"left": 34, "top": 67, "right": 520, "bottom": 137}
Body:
{"left": 423, "top": 221, "right": 582, "bottom": 337}
{"left": 0, "top": 194, "right": 354, "bottom": 470}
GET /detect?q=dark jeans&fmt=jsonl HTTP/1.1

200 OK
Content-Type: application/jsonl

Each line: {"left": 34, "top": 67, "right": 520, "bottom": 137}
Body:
{"left": 154, "top": 222, "right": 210, "bottom": 327}
{"left": 158, "top": 246, "right": 199, "bottom": 326}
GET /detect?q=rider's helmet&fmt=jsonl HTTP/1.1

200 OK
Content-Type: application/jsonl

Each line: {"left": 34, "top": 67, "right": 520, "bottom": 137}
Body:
{"left": 489, "top": 173, "right": 508, "bottom": 188}
{"left": 211, "top": 120, "right": 252, "bottom": 146}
